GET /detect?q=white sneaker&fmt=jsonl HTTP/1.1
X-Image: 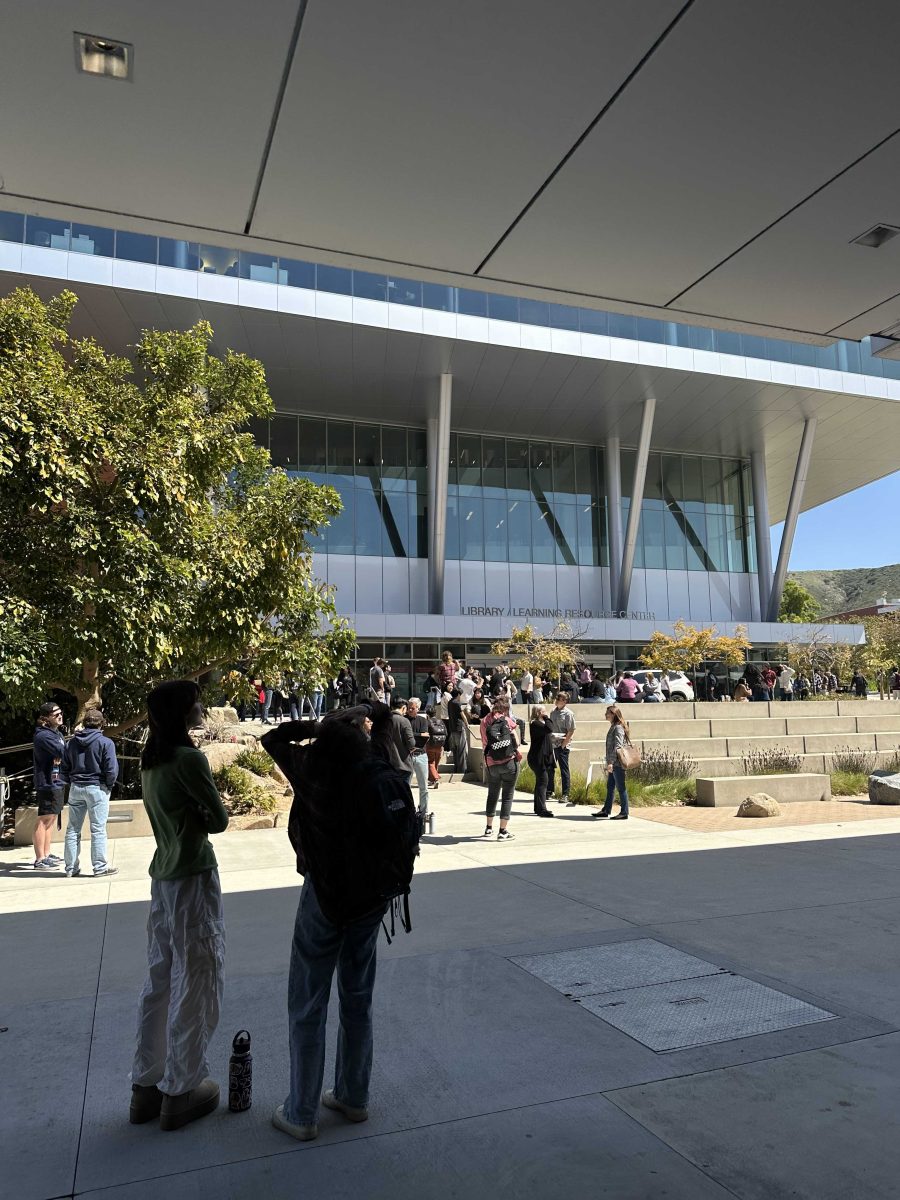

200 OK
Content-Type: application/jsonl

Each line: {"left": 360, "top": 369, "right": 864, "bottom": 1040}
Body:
{"left": 322, "top": 1089, "right": 368, "bottom": 1123}
{"left": 272, "top": 1103, "right": 318, "bottom": 1141}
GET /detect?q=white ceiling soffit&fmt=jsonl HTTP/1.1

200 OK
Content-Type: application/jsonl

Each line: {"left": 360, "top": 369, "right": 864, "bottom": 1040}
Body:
{"left": 482, "top": 0, "right": 900, "bottom": 318}
{"left": 0, "top": 1, "right": 299, "bottom": 230}
{"left": 251, "top": 0, "right": 683, "bottom": 268}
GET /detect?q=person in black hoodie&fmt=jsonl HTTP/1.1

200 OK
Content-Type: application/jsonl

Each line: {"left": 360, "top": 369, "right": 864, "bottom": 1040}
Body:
{"left": 31, "top": 701, "right": 67, "bottom": 869}
{"left": 262, "top": 703, "right": 416, "bottom": 1142}
{"left": 61, "top": 707, "right": 119, "bottom": 877}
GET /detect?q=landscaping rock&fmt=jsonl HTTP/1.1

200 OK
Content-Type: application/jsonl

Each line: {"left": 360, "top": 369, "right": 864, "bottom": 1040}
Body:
{"left": 243, "top": 815, "right": 276, "bottom": 830}
{"left": 737, "top": 793, "right": 781, "bottom": 818}
{"left": 869, "top": 771, "right": 900, "bottom": 805}
{"left": 201, "top": 742, "right": 246, "bottom": 773}
{"left": 209, "top": 705, "right": 239, "bottom": 725}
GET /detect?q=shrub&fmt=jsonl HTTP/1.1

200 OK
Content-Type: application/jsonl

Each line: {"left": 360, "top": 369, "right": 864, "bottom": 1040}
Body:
{"left": 881, "top": 746, "right": 900, "bottom": 774}
{"left": 516, "top": 761, "right": 695, "bottom": 807}
{"left": 830, "top": 746, "right": 877, "bottom": 775}
{"left": 516, "top": 765, "right": 536, "bottom": 794}
{"left": 741, "top": 748, "right": 802, "bottom": 775}
{"left": 213, "top": 764, "right": 277, "bottom": 815}
{"left": 632, "top": 747, "right": 696, "bottom": 784}
{"left": 830, "top": 770, "right": 869, "bottom": 797}
{"left": 233, "top": 747, "right": 276, "bottom": 777}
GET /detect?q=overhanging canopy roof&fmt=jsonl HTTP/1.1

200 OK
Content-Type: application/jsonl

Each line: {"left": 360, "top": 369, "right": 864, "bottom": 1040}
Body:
{"left": 3, "top": 1, "right": 900, "bottom": 343}
{"left": 7, "top": 268, "right": 897, "bottom": 526}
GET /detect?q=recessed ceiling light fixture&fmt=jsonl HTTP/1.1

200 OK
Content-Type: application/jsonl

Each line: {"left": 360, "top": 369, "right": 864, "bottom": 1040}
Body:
{"left": 851, "top": 224, "right": 900, "bottom": 249}
{"left": 74, "top": 32, "right": 133, "bottom": 79}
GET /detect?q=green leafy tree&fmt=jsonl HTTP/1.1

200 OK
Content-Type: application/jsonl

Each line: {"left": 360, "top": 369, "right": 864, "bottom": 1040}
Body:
{"left": 0, "top": 287, "right": 354, "bottom": 728}
{"left": 640, "top": 620, "right": 752, "bottom": 693}
{"left": 779, "top": 579, "right": 820, "bottom": 623}
{"left": 491, "top": 622, "right": 580, "bottom": 693}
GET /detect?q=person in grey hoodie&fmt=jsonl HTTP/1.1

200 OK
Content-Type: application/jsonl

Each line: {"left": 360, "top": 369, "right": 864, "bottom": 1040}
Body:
{"left": 61, "top": 707, "right": 119, "bottom": 877}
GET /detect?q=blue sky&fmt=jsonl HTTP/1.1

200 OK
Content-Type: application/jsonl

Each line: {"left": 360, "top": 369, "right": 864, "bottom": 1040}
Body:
{"left": 771, "top": 469, "right": 900, "bottom": 570}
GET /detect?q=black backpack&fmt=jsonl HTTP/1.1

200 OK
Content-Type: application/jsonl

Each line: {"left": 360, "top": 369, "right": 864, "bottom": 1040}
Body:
{"left": 427, "top": 718, "right": 447, "bottom": 748}
{"left": 485, "top": 715, "right": 516, "bottom": 759}
{"left": 288, "top": 754, "right": 420, "bottom": 942}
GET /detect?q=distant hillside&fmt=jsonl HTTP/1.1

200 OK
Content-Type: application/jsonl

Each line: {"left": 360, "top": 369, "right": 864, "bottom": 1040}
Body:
{"left": 788, "top": 564, "right": 900, "bottom": 615}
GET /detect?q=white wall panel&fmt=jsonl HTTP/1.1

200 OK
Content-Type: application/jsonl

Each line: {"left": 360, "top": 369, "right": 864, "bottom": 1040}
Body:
{"left": 68, "top": 254, "right": 113, "bottom": 286}
{"left": 508, "top": 563, "right": 535, "bottom": 611}
{"left": 325, "top": 554, "right": 356, "bottom": 612}
{"left": 0, "top": 241, "right": 23, "bottom": 272}
{"left": 458, "top": 561, "right": 486, "bottom": 610}
{"left": 277, "top": 285, "right": 316, "bottom": 316}
{"left": 729, "top": 573, "right": 752, "bottom": 624}
{"left": 708, "top": 572, "right": 733, "bottom": 621}
{"left": 643, "top": 569, "right": 669, "bottom": 619}
{"left": 156, "top": 265, "right": 199, "bottom": 298}
{"left": 355, "top": 557, "right": 383, "bottom": 613}
{"left": 443, "top": 560, "right": 461, "bottom": 615}
{"left": 665, "top": 570, "right": 691, "bottom": 623}
{"left": 532, "top": 564, "right": 558, "bottom": 609}
{"left": 197, "top": 273, "right": 238, "bottom": 303}
{"left": 484, "top": 561, "right": 510, "bottom": 612}
{"left": 688, "top": 572, "right": 712, "bottom": 622}
{"left": 409, "top": 558, "right": 428, "bottom": 614}
{"left": 112, "top": 260, "right": 156, "bottom": 291}
{"left": 628, "top": 569, "right": 649, "bottom": 613}
{"left": 556, "top": 566, "right": 580, "bottom": 612}
{"left": 382, "top": 558, "right": 409, "bottom": 611}
{"left": 21, "top": 246, "right": 67, "bottom": 279}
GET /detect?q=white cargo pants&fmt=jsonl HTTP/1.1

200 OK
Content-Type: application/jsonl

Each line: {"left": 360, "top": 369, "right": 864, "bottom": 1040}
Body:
{"left": 132, "top": 870, "right": 225, "bottom": 1096}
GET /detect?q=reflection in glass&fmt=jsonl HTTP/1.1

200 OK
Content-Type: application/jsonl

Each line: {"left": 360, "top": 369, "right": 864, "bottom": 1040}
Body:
{"left": 317, "top": 264, "right": 352, "bottom": 295}
{"left": 0, "top": 211, "right": 24, "bottom": 243}
{"left": 116, "top": 230, "right": 157, "bottom": 264}
{"left": 458, "top": 289, "right": 488, "bottom": 317}
{"left": 487, "top": 293, "right": 518, "bottom": 322}
{"left": 26, "top": 215, "right": 70, "bottom": 250}
{"left": 353, "top": 270, "right": 388, "bottom": 301}
{"left": 388, "top": 277, "right": 422, "bottom": 306}
{"left": 159, "top": 239, "right": 199, "bottom": 270}
{"left": 71, "top": 224, "right": 114, "bottom": 256}
{"left": 519, "top": 298, "right": 549, "bottom": 326}
{"left": 281, "top": 258, "right": 316, "bottom": 289}
{"left": 238, "top": 251, "right": 278, "bottom": 281}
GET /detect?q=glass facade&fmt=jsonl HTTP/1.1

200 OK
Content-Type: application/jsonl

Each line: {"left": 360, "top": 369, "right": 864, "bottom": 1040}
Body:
{"left": 252, "top": 416, "right": 754, "bottom": 572}
{"left": 251, "top": 415, "right": 427, "bottom": 558}
{"left": 2, "top": 209, "right": 898, "bottom": 381}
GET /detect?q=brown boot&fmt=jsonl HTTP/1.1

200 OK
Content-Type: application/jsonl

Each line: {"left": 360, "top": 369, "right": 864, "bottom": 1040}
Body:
{"left": 159, "top": 1079, "right": 220, "bottom": 1131}
{"left": 129, "top": 1083, "right": 164, "bottom": 1124}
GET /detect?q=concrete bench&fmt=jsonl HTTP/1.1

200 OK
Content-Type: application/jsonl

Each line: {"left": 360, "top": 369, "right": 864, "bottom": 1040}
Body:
{"left": 695, "top": 773, "right": 832, "bottom": 808}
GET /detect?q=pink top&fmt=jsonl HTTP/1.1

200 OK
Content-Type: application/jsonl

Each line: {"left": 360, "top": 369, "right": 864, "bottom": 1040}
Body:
{"left": 617, "top": 677, "right": 639, "bottom": 701}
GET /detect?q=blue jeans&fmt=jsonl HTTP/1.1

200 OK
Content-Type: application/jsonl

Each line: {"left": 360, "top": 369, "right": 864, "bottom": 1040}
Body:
{"left": 601, "top": 764, "right": 629, "bottom": 816}
{"left": 312, "top": 689, "right": 324, "bottom": 719}
{"left": 285, "top": 879, "right": 384, "bottom": 1126}
{"left": 549, "top": 745, "right": 570, "bottom": 798}
{"left": 410, "top": 751, "right": 429, "bottom": 814}
{"left": 64, "top": 784, "right": 111, "bottom": 873}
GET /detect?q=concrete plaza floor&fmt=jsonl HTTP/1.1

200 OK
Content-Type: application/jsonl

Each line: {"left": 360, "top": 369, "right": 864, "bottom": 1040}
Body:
{"left": 4, "top": 782, "right": 900, "bottom": 1199}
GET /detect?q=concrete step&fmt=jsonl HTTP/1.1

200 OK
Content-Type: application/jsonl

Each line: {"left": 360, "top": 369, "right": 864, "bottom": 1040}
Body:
{"left": 784, "top": 716, "right": 858, "bottom": 735}
{"left": 710, "top": 718, "right": 787, "bottom": 737}
{"left": 838, "top": 700, "right": 900, "bottom": 715}
{"left": 696, "top": 773, "right": 832, "bottom": 806}
{"left": 858, "top": 715, "right": 900, "bottom": 733}
{"left": 803, "top": 733, "right": 876, "bottom": 753}
{"left": 693, "top": 749, "right": 900, "bottom": 778}
{"left": 876, "top": 733, "right": 900, "bottom": 752}
{"left": 638, "top": 737, "right": 729, "bottom": 758}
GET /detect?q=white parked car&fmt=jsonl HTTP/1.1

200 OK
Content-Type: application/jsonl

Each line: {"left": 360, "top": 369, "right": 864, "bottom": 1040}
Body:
{"left": 630, "top": 669, "right": 694, "bottom": 702}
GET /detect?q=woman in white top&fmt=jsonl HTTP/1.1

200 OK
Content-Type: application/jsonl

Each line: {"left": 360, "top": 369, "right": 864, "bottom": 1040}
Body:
{"left": 642, "top": 672, "right": 662, "bottom": 703}
{"left": 532, "top": 673, "right": 544, "bottom": 704}
{"left": 777, "top": 664, "right": 795, "bottom": 701}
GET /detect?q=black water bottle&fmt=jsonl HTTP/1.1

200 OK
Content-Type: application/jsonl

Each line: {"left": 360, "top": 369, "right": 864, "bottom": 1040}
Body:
{"left": 228, "top": 1030, "right": 252, "bottom": 1112}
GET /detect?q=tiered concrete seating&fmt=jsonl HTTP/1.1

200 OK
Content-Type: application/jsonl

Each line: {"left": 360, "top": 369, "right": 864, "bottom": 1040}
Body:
{"left": 508, "top": 700, "right": 900, "bottom": 779}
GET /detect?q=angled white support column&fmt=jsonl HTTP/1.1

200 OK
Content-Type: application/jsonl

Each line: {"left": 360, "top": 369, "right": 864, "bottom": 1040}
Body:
{"left": 750, "top": 450, "right": 773, "bottom": 618}
{"left": 427, "top": 374, "right": 452, "bottom": 614}
{"left": 617, "top": 397, "right": 656, "bottom": 613}
{"left": 605, "top": 436, "right": 623, "bottom": 612}
{"left": 767, "top": 417, "right": 817, "bottom": 622}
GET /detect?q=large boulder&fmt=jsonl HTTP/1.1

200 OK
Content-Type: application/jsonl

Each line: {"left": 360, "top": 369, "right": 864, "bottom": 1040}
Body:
{"left": 209, "top": 705, "right": 239, "bottom": 725}
{"left": 201, "top": 742, "right": 246, "bottom": 773}
{"left": 737, "top": 793, "right": 781, "bottom": 818}
{"left": 869, "top": 771, "right": 900, "bottom": 805}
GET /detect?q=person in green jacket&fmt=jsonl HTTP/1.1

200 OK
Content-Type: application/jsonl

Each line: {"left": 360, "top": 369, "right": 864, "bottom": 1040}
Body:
{"left": 129, "top": 680, "right": 229, "bottom": 1131}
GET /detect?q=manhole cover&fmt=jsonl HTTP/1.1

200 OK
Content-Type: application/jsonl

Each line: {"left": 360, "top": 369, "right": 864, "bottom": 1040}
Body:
{"left": 511, "top": 938, "right": 725, "bottom": 998}
{"left": 579, "top": 973, "right": 835, "bottom": 1051}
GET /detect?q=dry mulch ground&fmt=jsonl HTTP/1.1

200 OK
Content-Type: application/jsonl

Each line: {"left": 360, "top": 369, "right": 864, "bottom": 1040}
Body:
{"left": 633, "top": 797, "right": 896, "bottom": 833}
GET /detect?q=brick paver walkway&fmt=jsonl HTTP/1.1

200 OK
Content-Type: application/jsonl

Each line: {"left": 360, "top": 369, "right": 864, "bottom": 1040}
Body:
{"left": 635, "top": 796, "right": 882, "bottom": 832}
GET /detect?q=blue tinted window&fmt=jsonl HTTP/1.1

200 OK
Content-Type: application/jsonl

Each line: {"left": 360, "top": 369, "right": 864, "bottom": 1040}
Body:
{"left": 281, "top": 257, "right": 315, "bottom": 289}
{"left": 712, "top": 329, "right": 741, "bottom": 356}
{"left": 609, "top": 312, "right": 636, "bottom": 340}
{"left": 388, "top": 277, "right": 422, "bottom": 306}
{"left": 740, "top": 334, "right": 767, "bottom": 360}
{"left": 422, "top": 282, "right": 455, "bottom": 311}
{"left": 579, "top": 308, "right": 608, "bottom": 335}
{"left": 0, "top": 211, "right": 24, "bottom": 243}
{"left": 70, "top": 224, "right": 114, "bottom": 257}
{"left": 690, "top": 325, "right": 714, "bottom": 352}
{"left": 791, "top": 341, "right": 816, "bottom": 367}
{"left": 116, "top": 230, "right": 157, "bottom": 264}
{"left": 159, "top": 239, "right": 200, "bottom": 269}
{"left": 549, "top": 303, "right": 579, "bottom": 331}
{"left": 519, "top": 298, "right": 550, "bottom": 326}
{"left": 238, "top": 251, "right": 278, "bottom": 281}
{"left": 353, "top": 270, "right": 388, "bottom": 301}
{"left": 636, "top": 318, "right": 665, "bottom": 344}
{"left": 487, "top": 293, "right": 518, "bottom": 322}
{"left": 317, "top": 264, "right": 352, "bottom": 295}
{"left": 458, "top": 289, "right": 488, "bottom": 317}
{"left": 26, "top": 215, "right": 70, "bottom": 250}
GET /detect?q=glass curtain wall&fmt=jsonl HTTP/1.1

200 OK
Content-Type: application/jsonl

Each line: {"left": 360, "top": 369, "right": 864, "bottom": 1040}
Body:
{"left": 251, "top": 416, "right": 754, "bottom": 571}
{"left": 250, "top": 415, "right": 427, "bottom": 557}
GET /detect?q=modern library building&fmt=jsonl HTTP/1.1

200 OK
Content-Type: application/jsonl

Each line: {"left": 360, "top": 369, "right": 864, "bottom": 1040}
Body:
{"left": 4, "top": 3, "right": 900, "bottom": 695}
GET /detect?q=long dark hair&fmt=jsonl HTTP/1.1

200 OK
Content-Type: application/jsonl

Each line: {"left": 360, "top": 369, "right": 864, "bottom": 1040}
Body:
{"left": 142, "top": 680, "right": 201, "bottom": 770}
